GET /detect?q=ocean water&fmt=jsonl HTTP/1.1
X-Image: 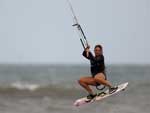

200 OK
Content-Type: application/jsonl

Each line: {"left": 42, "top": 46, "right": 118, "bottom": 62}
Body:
{"left": 0, "top": 64, "right": 149, "bottom": 113}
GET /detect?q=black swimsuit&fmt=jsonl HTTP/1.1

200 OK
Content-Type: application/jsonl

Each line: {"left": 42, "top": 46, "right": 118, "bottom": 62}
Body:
{"left": 82, "top": 51, "right": 106, "bottom": 77}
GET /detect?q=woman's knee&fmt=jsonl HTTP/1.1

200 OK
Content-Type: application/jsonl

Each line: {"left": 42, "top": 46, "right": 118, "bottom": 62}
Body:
{"left": 95, "top": 73, "right": 105, "bottom": 79}
{"left": 78, "top": 78, "right": 85, "bottom": 84}
{"left": 94, "top": 75, "right": 104, "bottom": 82}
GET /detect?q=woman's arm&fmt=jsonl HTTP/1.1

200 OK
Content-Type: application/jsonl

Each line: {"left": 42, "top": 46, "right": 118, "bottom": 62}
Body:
{"left": 82, "top": 46, "right": 94, "bottom": 60}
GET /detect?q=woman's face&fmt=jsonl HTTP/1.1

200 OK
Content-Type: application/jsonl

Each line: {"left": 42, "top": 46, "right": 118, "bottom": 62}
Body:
{"left": 94, "top": 47, "right": 102, "bottom": 56}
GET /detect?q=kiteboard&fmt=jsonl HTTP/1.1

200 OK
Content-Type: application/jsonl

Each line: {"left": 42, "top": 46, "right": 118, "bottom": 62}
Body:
{"left": 74, "top": 82, "right": 128, "bottom": 107}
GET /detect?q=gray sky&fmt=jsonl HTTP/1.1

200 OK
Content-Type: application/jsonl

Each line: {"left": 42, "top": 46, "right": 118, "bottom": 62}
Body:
{"left": 0, "top": 0, "right": 150, "bottom": 64}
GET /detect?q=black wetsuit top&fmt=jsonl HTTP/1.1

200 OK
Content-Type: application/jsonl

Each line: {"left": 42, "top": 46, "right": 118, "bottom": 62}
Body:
{"left": 82, "top": 51, "right": 106, "bottom": 77}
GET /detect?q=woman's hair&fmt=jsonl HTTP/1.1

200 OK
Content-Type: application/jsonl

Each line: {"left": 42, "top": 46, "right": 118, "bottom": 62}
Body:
{"left": 94, "top": 44, "right": 103, "bottom": 53}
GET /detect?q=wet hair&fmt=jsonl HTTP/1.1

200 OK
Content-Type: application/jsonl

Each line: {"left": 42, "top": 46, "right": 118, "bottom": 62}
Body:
{"left": 94, "top": 44, "right": 103, "bottom": 54}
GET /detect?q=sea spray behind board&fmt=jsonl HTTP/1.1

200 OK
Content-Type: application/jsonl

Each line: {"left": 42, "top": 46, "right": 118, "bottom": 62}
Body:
{"left": 0, "top": 64, "right": 149, "bottom": 113}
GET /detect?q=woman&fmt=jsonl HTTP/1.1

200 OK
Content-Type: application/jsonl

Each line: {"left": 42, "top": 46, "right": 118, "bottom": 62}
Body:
{"left": 78, "top": 44, "right": 117, "bottom": 99}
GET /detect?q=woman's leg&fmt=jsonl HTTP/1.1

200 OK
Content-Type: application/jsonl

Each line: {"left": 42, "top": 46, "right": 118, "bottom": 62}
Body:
{"left": 94, "top": 73, "right": 112, "bottom": 88}
{"left": 78, "top": 76, "right": 97, "bottom": 95}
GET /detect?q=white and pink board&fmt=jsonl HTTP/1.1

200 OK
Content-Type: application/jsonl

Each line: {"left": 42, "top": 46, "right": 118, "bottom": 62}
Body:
{"left": 74, "top": 82, "right": 128, "bottom": 107}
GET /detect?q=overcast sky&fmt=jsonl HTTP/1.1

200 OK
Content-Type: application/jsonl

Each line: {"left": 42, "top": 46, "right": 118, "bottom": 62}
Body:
{"left": 0, "top": 0, "right": 150, "bottom": 64}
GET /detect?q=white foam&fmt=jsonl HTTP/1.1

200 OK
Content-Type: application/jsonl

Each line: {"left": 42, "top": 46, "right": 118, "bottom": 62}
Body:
{"left": 11, "top": 82, "right": 40, "bottom": 91}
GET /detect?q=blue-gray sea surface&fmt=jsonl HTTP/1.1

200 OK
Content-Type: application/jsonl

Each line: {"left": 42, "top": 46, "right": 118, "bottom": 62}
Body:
{"left": 0, "top": 64, "right": 149, "bottom": 113}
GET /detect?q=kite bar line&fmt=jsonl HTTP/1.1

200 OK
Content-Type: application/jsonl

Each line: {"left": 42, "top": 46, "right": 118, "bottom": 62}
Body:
{"left": 67, "top": 0, "right": 89, "bottom": 49}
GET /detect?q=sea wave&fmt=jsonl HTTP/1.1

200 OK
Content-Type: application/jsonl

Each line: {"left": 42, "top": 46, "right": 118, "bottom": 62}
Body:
{"left": 11, "top": 82, "right": 40, "bottom": 91}
{"left": 0, "top": 81, "right": 82, "bottom": 98}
